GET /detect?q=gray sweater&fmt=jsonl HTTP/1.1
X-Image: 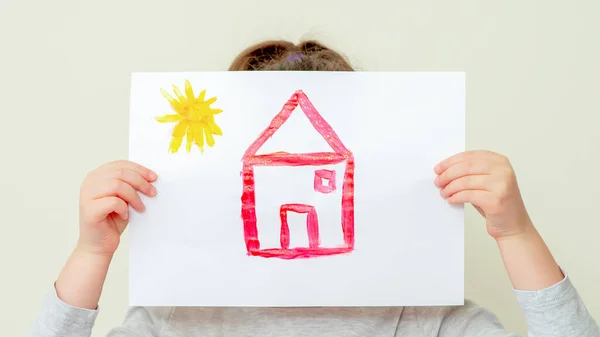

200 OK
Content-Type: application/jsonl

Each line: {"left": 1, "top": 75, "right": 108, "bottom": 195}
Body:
{"left": 30, "top": 274, "right": 599, "bottom": 337}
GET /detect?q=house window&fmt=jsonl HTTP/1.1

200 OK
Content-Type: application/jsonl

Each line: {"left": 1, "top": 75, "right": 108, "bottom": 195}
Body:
{"left": 314, "top": 169, "right": 336, "bottom": 193}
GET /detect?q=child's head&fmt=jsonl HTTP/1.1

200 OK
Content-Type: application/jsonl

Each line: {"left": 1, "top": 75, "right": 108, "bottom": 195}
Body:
{"left": 229, "top": 40, "right": 353, "bottom": 71}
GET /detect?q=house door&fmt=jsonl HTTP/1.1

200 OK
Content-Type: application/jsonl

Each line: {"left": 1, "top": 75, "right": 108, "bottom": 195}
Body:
{"left": 279, "top": 204, "right": 320, "bottom": 249}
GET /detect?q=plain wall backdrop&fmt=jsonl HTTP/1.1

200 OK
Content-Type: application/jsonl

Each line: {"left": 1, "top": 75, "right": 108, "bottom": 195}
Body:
{"left": 1, "top": 0, "right": 598, "bottom": 336}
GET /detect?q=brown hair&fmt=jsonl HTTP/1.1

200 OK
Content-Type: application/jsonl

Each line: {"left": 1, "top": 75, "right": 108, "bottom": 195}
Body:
{"left": 229, "top": 40, "right": 354, "bottom": 71}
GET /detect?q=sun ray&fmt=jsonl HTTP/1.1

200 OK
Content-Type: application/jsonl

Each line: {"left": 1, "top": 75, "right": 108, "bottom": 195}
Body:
{"left": 193, "top": 123, "right": 205, "bottom": 152}
{"left": 184, "top": 80, "right": 195, "bottom": 102}
{"left": 172, "top": 84, "right": 186, "bottom": 105}
{"left": 186, "top": 126, "right": 194, "bottom": 152}
{"left": 204, "top": 124, "right": 215, "bottom": 147}
{"left": 205, "top": 96, "right": 217, "bottom": 105}
{"left": 172, "top": 120, "right": 188, "bottom": 137}
{"left": 208, "top": 119, "right": 222, "bottom": 135}
{"left": 160, "top": 89, "right": 175, "bottom": 102}
{"left": 169, "top": 135, "right": 184, "bottom": 153}
{"left": 197, "top": 89, "right": 206, "bottom": 102}
{"left": 161, "top": 89, "right": 184, "bottom": 114}
{"left": 155, "top": 114, "right": 182, "bottom": 123}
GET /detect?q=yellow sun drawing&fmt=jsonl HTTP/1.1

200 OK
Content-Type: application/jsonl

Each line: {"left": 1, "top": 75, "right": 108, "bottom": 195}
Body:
{"left": 155, "top": 80, "right": 223, "bottom": 153}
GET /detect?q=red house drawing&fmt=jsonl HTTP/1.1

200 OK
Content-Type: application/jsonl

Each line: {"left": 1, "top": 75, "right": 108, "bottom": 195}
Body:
{"left": 241, "top": 90, "right": 355, "bottom": 259}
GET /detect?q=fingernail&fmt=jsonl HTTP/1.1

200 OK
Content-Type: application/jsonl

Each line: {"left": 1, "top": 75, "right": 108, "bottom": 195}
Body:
{"left": 149, "top": 185, "right": 156, "bottom": 196}
{"left": 434, "top": 176, "right": 440, "bottom": 186}
{"left": 434, "top": 164, "right": 440, "bottom": 173}
{"left": 123, "top": 212, "right": 129, "bottom": 219}
{"left": 149, "top": 171, "right": 158, "bottom": 180}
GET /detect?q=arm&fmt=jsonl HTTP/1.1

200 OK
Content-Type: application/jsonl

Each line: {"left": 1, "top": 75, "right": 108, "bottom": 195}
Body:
{"left": 434, "top": 150, "right": 599, "bottom": 336}
{"left": 55, "top": 248, "right": 113, "bottom": 310}
{"left": 495, "top": 224, "right": 563, "bottom": 291}
{"left": 28, "top": 161, "right": 157, "bottom": 337}
{"left": 496, "top": 227, "right": 598, "bottom": 336}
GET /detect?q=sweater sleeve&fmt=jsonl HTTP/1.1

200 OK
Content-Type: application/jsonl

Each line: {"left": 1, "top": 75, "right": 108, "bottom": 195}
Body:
{"left": 439, "top": 273, "right": 599, "bottom": 337}
{"left": 28, "top": 286, "right": 171, "bottom": 337}
{"left": 28, "top": 286, "right": 99, "bottom": 337}
{"left": 514, "top": 274, "right": 599, "bottom": 337}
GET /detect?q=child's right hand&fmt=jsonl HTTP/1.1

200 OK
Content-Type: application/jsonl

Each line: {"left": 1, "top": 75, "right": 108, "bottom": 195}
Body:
{"left": 77, "top": 160, "right": 157, "bottom": 256}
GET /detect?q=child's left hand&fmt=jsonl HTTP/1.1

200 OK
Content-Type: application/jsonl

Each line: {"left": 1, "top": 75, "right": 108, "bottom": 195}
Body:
{"left": 434, "top": 150, "right": 533, "bottom": 239}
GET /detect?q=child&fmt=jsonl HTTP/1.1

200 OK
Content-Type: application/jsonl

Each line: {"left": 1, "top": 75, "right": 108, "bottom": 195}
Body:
{"left": 30, "top": 41, "right": 599, "bottom": 337}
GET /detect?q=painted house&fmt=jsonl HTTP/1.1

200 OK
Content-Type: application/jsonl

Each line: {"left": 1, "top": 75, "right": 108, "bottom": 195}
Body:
{"left": 241, "top": 90, "right": 355, "bottom": 259}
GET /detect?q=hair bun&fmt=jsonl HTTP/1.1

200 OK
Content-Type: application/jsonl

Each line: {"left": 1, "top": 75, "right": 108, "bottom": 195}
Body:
{"left": 229, "top": 40, "right": 295, "bottom": 71}
{"left": 229, "top": 39, "right": 353, "bottom": 71}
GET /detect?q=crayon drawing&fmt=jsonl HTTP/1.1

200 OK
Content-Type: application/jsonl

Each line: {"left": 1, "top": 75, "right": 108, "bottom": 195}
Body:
{"left": 155, "top": 80, "right": 223, "bottom": 153}
{"left": 128, "top": 72, "right": 466, "bottom": 307}
{"left": 241, "top": 90, "right": 355, "bottom": 260}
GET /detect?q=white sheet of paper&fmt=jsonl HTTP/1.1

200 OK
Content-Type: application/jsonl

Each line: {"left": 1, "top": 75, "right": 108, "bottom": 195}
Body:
{"left": 128, "top": 72, "right": 465, "bottom": 307}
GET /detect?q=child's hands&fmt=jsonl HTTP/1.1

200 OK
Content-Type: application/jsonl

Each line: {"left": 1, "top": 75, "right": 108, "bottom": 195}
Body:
{"left": 434, "top": 150, "right": 532, "bottom": 239}
{"left": 77, "top": 160, "right": 157, "bottom": 255}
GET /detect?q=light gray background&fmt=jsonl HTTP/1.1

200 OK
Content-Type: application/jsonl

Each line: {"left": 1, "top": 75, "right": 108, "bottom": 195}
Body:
{"left": 1, "top": 1, "right": 598, "bottom": 336}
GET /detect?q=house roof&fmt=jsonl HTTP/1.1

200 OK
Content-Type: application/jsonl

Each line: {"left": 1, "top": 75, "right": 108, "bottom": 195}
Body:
{"left": 242, "top": 90, "right": 352, "bottom": 160}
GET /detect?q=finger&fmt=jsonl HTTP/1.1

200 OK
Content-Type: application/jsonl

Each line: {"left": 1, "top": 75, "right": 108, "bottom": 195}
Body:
{"left": 94, "top": 179, "right": 145, "bottom": 212}
{"left": 103, "top": 160, "right": 157, "bottom": 182}
{"left": 435, "top": 160, "right": 491, "bottom": 188}
{"left": 104, "top": 168, "right": 156, "bottom": 197}
{"left": 446, "top": 190, "right": 495, "bottom": 208}
{"left": 434, "top": 150, "right": 495, "bottom": 174}
{"left": 89, "top": 197, "right": 129, "bottom": 222}
{"left": 440, "top": 175, "right": 489, "bottom": 198}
